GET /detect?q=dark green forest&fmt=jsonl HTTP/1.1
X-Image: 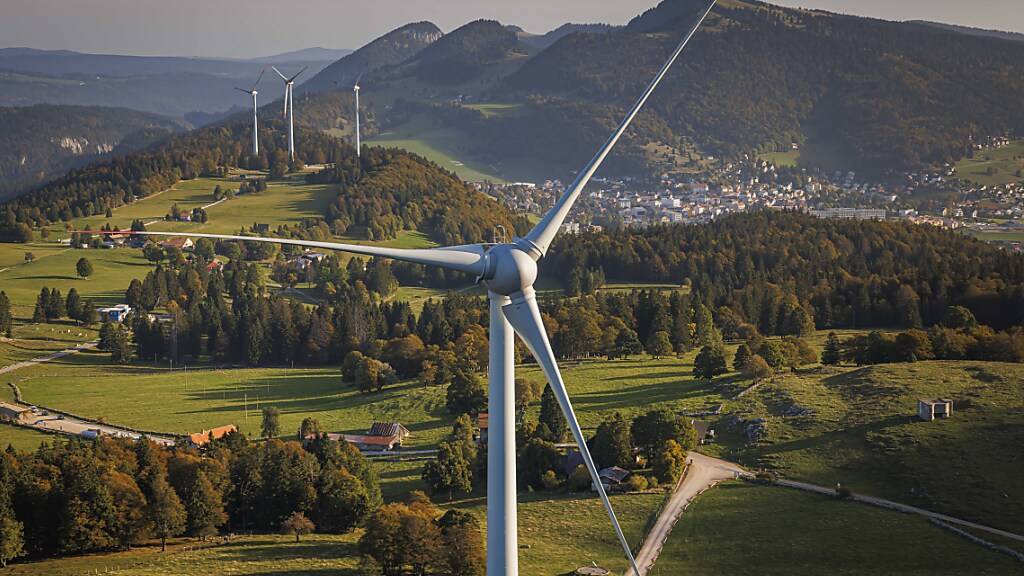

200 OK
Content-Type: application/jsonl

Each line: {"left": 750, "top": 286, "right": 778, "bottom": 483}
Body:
{"left": 544, "top": 211, "right": 1024, "bottom": 332}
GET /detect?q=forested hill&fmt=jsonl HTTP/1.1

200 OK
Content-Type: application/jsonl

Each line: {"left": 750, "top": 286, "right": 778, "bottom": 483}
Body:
{"left": 303, "top": 22, "right": 443, "bottom": 92}
{"left": 544, "top": 211, "right": 1024, "bottom": 332}
{"left": 499, "top": 0, "right": 1024, "bottom": 174}
{"left": 0, "top": 114, "right": 516, "bottom": 246}
{"left": 0, "top": 105, "right": 185, "bottom": 200}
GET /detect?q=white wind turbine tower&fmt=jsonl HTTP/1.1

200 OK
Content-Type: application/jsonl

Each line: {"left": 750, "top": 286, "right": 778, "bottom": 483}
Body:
{"left": 235, "top": 70, "right": 265, "bottom": 156}
{"left": 353, "top": 74, "right": 362, "bottom": 158}
{"left": 272, "top": 65, "right": 307, "bottom": 162}
{"left": 111, "top": 3, "right": 715, "bottom": 574}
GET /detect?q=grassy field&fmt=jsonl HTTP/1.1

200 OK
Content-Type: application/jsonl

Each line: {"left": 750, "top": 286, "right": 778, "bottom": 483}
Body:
{"left": 725, "top": 361, "right": 1024, "bottom": 533}
{"left": 462, "top": 102, "right": 522, "bottom": 118}
{"left": 0, "top": 424, "right": 61, "bottom": 452}
{"left": 656, "top": 482, "right": 1019, "bottom": 575}
{"left": 0, "top": 244, "right": 153, "bottom": 315}
{"left": 966, "top": 229, "right": 1024, "bottom": 243}
{"left": 760, "top": 149, "right": 801, "bottom": 168}
{"left": 369, "top": 116, "right": 507, "bottom": 183}
{"left": 955, "top": 141, "right": 1024, "bottom": 187}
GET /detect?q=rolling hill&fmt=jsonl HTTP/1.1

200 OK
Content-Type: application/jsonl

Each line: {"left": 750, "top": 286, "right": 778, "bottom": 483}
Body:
{"left": 0, "top": 104, "right": 186, "bottom": 199}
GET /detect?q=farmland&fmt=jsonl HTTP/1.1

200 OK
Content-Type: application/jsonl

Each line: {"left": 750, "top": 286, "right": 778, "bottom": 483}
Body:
{"left": 955, "top": 140, "right": 1024, "bottom": 187}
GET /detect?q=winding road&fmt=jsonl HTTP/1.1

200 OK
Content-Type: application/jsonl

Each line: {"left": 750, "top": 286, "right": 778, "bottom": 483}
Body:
{"left": 627, "top": 453, "right": 747, "bottom": 576}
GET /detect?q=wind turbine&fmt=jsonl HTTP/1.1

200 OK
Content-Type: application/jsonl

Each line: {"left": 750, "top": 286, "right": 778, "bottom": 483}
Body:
{"left": 235, "top": 70, "right": 265, "bottom": 156}
{"left": 353, "top": 74, "right": 362, "bottom": 158}
{"left": 272, "top": 65, "right": 307, "bottom": 162}
{"left": 94, "top": 4, "right": 715, "bottom": 574}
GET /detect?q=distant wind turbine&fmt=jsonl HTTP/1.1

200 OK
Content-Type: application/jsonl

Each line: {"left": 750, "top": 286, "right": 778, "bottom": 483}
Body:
{"left": 272, "top": 65, "right": 307, "bottom": 162}
{"left": 234, "top": 70, "right": 264, "bottom": 156}
{"left": 353, "top": 74, "right": 363, "bottom": 158}
{"left": 82, "top": 3, "right": 716, "bottom": 574}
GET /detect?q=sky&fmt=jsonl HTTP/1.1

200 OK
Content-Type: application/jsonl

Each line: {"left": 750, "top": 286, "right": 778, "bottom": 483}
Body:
{"left": 1, "top": 0, "right": 1021, "bottom": 59}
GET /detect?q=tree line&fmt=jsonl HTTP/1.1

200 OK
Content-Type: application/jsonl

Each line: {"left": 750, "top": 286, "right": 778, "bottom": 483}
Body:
{"left": 0, "top": 431, "right": 380, "bottom": 565}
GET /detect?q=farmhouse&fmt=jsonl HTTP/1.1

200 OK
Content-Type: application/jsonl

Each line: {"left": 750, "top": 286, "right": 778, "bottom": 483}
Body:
{"left": 188, "top": 424, "right": 238, "bottom": 447}
{"left": 0, "top": 402, "right": 32, "bottom": 424}
{"left": 477, "top": 412, "right": 489, "bottom": 445}
{"left": 918, "top": 398, "right": 953, "bottom": 421}
{"left": 598, "top": 466, "right": 631, "bottom": 488}
{"left": 159, "top": 237, "right": 194, "bottom": 251}
{"left": 341, "top": 422, "right": 410, "bottom": 452}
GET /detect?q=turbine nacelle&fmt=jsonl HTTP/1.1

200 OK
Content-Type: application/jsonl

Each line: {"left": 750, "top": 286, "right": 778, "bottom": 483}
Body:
{"left": 480, "top": 243, "right": 538, "bottom": 296}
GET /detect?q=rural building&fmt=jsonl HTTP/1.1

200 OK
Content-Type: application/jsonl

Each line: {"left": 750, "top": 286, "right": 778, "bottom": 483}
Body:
{"left": 477, "top": 412, "right": 489, "bottom": 445}
{"left": 97, "top": 304, "right": 132, "bottom": 322}
{"left": 341, "top": 422, "right": 410, "bottom": 452}
{"left": 188, "top": 424, "right": 238, "bottom": 447}
{"left": 598, "top": 466, "right": 631, "bottom": 488}
{"left": 159, "top": 237, "right": 194, "bottom": 251}
{"left": 0, "top": 402, "right": 32, "bottom": 424}
{"left": 918, "top": 398, "right": 953, "bottom": 421}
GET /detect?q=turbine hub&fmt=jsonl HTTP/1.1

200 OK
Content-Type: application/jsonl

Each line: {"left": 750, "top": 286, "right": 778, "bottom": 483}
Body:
{"left": 481, "top": 244, "right": 537, "bottom": 296}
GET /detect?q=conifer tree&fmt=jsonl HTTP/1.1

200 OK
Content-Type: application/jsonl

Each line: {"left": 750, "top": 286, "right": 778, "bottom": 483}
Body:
{"left": 186, "top": 471, "right": 226, "bottom": 540}
{"left": 538, "top": 384, "right": 567, "bottom": 442}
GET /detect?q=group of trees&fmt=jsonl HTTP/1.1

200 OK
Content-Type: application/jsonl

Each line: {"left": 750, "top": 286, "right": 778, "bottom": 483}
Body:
{"left": 548, "top": 212, "right": 1024, "bottom": 333}
{"left": 0, "top": 431, "right": 381, "bottom": 563}
{"left": 831, "top": 306, "right": 1024, "bottom": 365}
{"left": 359, "top": 492, "right": 484, "bottom": 576}
{"left": 307, "top": 146, "right": 525, "bottom": 244}
{"left": 31, "top": 286, "right": 98, "bottom": 326}
{"left": 0, "top": 292, "right": 12, "bottom": 338}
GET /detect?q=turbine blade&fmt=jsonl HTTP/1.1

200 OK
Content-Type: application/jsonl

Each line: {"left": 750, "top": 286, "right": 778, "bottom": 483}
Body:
{"left": 523, "top": 0, "right": 716, "bottom": 259}
{"left": 501, "top": 288, "right": 642, "bottom": 576}
{"left": 284, "top": 85, "right": 289, "bottom": 117}
{"left": 271, "top": 66, "right": 288, "bottom": 81}
{"left": 253, "top": 69, "right": 265, "bottom": 90}
{"left": 234, "top": 87, "right": 250, "bottom": 94}
{"left": 288, "top": 66, "right": 308, "bottom": 83}
{"left": 85, "top": 230, "right": 486, "bottom": 275}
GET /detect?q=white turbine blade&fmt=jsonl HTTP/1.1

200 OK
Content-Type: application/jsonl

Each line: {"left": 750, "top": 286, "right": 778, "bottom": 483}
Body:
{"left": 271, "top": 66, "right": 288, "bottom": 81}
{"left": 501, "top": 287, "right": 641, "bottom": 576}
{"left": 234, "top": 87, "right": 250, "bottom": 94}
{"left": 288, "top": 66, "right": 308, "bottom": 83}
{"left": 253, "top": 69, "right": 265, "bottom": 90}
{"left": 523, "top": 0, "right": 716, "bottom": 259}
{"left": 283, "top": 84, "right": 290, "bottom": 117}
{"left": 111, "top": 231, "right": 487, "bottom": 275}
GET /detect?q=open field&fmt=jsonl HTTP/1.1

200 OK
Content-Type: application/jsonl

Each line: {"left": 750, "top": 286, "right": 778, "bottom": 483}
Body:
{"left": 369, "top": 116, "right": 507, "bottom": 183}
{"left": 725, "top": 361, "right": 1024, "bottom": 533}
{"left": 0, "top": 244, "right": 152, "bottom": 315}
{"left": 955, "top": 141, "right": 1024, "bottom": 187}
{"left": 462, "top": 102, "right": 522, "bottom": 118}
{"left": 656, "top": 482, "right": 1020, "bottom": 575}
{"left": 64, "top": 170, "right": 337, "bottom": 237}
{"left": 966, "top": 229, "right": 1024, "bottom": 243}
{"left": 0, "top": 424, "right": 61, "bottom": 452}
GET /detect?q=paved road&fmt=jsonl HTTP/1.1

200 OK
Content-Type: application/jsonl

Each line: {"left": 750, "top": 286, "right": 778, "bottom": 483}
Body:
{"left": 776, "top": 479, "right": 1024, "bottom": 544}
{"left": 2, "top": 341, "right": 176, "bottom": 446}
{"left": 0, "top": 341, "right": 97, "bottom": 375}
{"left": 627, "top": 452, "right": 747, "bottom": 576}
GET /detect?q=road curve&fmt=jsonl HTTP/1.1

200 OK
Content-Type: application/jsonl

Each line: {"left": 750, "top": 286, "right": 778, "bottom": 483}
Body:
{"left": 627, "top": 452, "right": 747, "bottom": 576}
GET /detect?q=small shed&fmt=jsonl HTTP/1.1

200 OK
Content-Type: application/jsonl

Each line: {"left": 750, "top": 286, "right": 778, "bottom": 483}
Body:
{"left": 598, "top": 466, "right": 631, "bottom": 486}
{"left": 918, "top": 398, "right": 953, "bottom": 421}
{"left": 97, "top": 303, "right": 132, "bottom": 322}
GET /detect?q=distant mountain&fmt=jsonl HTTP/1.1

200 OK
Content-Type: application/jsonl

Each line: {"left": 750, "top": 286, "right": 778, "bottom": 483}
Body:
{"left": 0, "top": 47, "right": 341, "bottom": 117}
{"left": 247, "top": 47, "right": 353, "bottom": 64}
{"left": 390, "top": 20, "right": 530, "bottom": 85}
{"left": 519, "top": 23, "right": 618, "bottom": 50}
{"left": 908, "top": 21, "right": 1024, "bottom": 44}
{"left": 494, "top": 0, "right": 1024, "bottom": 174}
{"left": 303, "top": 22, "right": 442, "bottom": 92}
{"left": 0, "top": 104, "right": 186, "bottom": 199}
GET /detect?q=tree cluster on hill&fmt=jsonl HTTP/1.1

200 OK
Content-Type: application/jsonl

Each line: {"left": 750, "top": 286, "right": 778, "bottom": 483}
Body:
{"left": 30, "top": 286, "right": 98, "bottom": 326}
{"left": 307, "top": 145, "right": 523, "bottom": 243}
{"left": 0, "top": 432, "right": 380, "bottom": 560}
{"left": 836, "top": 306, "right": 1024, "bottom": 365}
{"left": 389, "top": 19, "right": 527, "bottom": 86}
{"left": 546, "top": 211, "right": 1024, "bottom": 332}
{"left": 0, "top": 119, "right": 344, "bottom": 241}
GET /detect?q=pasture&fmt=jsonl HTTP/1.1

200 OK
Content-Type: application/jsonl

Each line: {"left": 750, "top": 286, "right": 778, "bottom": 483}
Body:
{"left": 955, "top": 140, "right": 1024, "bottom": 187}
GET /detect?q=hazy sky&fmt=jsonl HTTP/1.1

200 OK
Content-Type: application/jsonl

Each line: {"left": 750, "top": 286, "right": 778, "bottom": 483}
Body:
{"left": 1, "top": 0, "right": 1021, "bottom": 59}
